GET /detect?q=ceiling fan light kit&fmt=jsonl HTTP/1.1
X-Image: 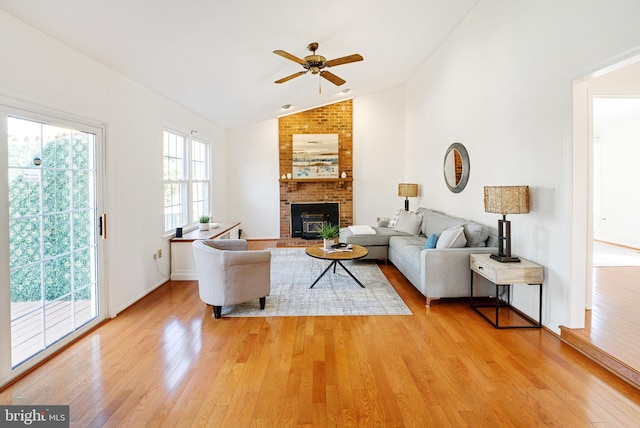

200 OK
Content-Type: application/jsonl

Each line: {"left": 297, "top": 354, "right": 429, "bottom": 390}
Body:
{"left": 274, "top": 42, "right": 363, "bottom": 91}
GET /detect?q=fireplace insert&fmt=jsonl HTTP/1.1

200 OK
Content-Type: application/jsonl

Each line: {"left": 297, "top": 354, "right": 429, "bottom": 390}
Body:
{"left": 290, "top": 202, "right": 339, "bottom": 238}
{"left": 301, "top": 212, "right": 330, "bottom": 239}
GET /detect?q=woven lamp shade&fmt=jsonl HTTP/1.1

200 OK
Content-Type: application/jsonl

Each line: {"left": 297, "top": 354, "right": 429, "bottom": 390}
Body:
{"left": 398, "top": 183, "right": 419, "bottom": 198}
{"left": 484, "top": 186, "right": 530, "bottom": 215}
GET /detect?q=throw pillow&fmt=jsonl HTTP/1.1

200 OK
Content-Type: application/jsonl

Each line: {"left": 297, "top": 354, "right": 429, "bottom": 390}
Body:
{"left": 387, "top": 209, "right": 402, "bottom": 229}
{"left": 436, "top": 226, "right": 467, "bottom": 249}
{"left": 424, "top": 233, "right": 439, "bottom": 249}
{"left": 392, "top": 210, "right": 423, "bottom": 235}
{"left": 462, "top": 222, "right": 489, "bottom": 247}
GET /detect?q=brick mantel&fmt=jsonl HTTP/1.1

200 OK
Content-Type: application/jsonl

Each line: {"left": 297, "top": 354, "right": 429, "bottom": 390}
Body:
{"left": 279, "top": 100, "right": 353, "bottom": 238}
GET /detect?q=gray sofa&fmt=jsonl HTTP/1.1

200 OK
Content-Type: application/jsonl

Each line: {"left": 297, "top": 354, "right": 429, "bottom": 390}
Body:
{"left": 340, "top": 207, "right": 497, "bottom": 305}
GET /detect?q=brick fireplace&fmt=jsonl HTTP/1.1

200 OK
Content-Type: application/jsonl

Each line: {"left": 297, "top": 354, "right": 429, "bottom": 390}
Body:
{"left": 279, "top": 100, "right": 353, "bottom": 241}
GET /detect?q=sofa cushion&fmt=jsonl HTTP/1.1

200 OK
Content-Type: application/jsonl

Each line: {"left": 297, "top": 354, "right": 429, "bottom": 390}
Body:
{"left": 392, "top": 210, "right": 423, "bottom": 235}
{"left": 436, "top": 226, "right": 467, "bottom": 249}
{"left": 462, "top": 222, "right": 489, "bottom": 247}
{"left": 348, "top": 225, "right": 376, "bottom": 235}
{"left": 416, "top": 208, "right": 465, "bottom": 238}
{"left": 388, "top": 235, "right": 427, "bottom": 287}
{"left": 340, "top": 225, "right": 409, "bottom": 247}
{"left": 424, "top": 233, "right": 439, "bottom": 249}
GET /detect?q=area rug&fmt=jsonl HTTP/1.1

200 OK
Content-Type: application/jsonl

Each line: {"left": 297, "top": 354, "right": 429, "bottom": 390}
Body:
{"left": 220, "top": 248, "right": 412, "bottom": 317}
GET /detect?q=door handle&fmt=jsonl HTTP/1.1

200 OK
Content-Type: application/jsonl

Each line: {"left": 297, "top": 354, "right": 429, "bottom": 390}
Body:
{"left": 99, "top": 214, "right": 107, "bottom": 239}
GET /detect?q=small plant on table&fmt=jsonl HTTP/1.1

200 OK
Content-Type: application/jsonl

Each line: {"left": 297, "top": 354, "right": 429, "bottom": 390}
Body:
{"left": 316, "top": 223, "right": 339, "bottom": 250}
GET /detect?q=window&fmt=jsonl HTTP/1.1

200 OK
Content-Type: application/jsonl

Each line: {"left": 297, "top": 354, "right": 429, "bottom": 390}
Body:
{"left": 163, "top": 130, "right": 209, "bottom": 233}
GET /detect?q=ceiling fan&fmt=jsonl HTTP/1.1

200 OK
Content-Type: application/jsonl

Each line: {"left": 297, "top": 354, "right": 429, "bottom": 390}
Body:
{"left": 273, "top": 42, "right": 363, "bottom": 89}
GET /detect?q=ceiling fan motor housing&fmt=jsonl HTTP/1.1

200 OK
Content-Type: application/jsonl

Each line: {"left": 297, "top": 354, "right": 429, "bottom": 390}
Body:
{"left": 303, "top": 55, "right": 326, "bottom": 74}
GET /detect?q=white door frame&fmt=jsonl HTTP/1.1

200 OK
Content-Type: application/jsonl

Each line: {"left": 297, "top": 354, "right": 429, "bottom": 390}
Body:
{"left": 0, "top": 97, "right": 108, "bottom": 387}
{"left": 570, "top": 51, "right": 640, "bottom": 328}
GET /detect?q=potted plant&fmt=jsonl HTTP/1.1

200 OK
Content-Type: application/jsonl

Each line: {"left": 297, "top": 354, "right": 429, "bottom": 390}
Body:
{"left": 199, "top": 215, "right": 210, "bottom": 231}
{"left": 316, "top": 223, "right": 340, "bottom": 250}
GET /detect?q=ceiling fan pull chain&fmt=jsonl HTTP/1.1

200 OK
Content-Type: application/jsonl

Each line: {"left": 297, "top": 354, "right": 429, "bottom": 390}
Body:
{"left": 319, "top": 74, "right": 322, "bottom": 94}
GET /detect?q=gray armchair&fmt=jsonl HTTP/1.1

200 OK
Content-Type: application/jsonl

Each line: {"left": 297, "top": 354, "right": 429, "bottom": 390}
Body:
{"left": 192, "top": 239, "right": 271, "bottom": 318}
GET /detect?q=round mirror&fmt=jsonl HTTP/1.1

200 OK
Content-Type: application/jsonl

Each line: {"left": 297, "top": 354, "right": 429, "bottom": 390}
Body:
{"left": 443, "top": 143, "right": 470, "bottom": 193}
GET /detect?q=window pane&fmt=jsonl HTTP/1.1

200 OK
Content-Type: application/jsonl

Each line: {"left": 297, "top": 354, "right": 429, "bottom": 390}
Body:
{"left": 43, "top": 170, "right": 71, "bottom": 213}
{"left": 8, "top": 118, "right": 41, "bottom": 168}
{"left": 164, "top": 182, "right": 183, "bottom": 230}
{"left": 73, "top": 210, "right": 93, "bottom": 250}
{"left": 44, "top": 213, "right": 71, "bottom": 258}
{"left": 42, "top": 125, "right": 72, "bottom": 169}
{"left": 45, "top": 300, "right": 72, "bottom": 346}
{"left": 10, "top": 264, "right": 42, "bottom": 302}
{"left": 8, "top": 168, "right": 41, "bottom": 218}
{"left": 192, "top": 139, "right": 208, "bottom": 181}
{"left": 192, "top": 182, "right": 209, "bottom": 223}
{"left": 9, "top": 216, "right": 40, "bottom": 267}
{"left": 72, "top": 131, "right": 93, "bottom": 170}
{"left": 44, "top": 255, "right": 72, "bottom": 301}
{"left": 72, "top": 171, "right": 90, "bottom": 209}
{"left": 163, "top": 131, "right": 185, "bottom": 179}
{"left": 73, "top": 248, "right": 93, "bottom": 288}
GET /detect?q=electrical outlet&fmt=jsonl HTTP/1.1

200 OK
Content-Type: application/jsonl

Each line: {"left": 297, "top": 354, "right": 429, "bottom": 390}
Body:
{"left": 153, "top": 253, "right": 157, "bottom": 260}
{"left": 158, "top": 249, "right": 162, "bottom": 258}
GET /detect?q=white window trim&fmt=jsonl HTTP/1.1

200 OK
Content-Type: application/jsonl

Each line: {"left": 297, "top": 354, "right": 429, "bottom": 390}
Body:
{"left": 162, "top": 128, "right": 210, "bottom": 236}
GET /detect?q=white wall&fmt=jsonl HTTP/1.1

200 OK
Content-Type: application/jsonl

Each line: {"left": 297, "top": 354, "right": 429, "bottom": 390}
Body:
{"left": 593, "top": 107, "right": 640, "bottom": 247}
{"left": 227, "top": 120, "right": 280, "bottom": 239}
{"left": 404, "top": 0, "right": 640, "bottom": 331}
{"left": 0, "top": 11, "right": 228, "bottom": 315}
{"left": 353, "top": 86, "right": 407, "bottom": 223}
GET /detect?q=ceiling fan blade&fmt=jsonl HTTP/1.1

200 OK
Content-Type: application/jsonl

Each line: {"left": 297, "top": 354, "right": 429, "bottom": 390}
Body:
{"left": 325, "top": 53, "right": 363, "bottom": 67}
{"left": 273, "top": 49, "right": 306, "bottom": 65}
{"left": 275, "top": 71, "right": 308, "bottom": 84}
{"left": 320, "top": 70, "right": 346, "bottom": 86}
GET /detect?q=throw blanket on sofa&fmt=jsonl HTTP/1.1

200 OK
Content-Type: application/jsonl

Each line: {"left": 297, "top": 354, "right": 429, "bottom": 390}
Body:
{"left": 348, "top": 225, "right": 376, "bottom": 235}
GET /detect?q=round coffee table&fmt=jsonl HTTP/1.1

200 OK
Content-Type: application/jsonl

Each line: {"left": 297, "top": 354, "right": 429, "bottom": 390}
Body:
{"left": 305, "top": 244, "right": 369, "bottom": 288}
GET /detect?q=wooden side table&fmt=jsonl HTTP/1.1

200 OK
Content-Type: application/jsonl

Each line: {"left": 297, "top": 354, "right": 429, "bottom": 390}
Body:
{"left": 470, "top": 253, "right": 544, "bottom": 329}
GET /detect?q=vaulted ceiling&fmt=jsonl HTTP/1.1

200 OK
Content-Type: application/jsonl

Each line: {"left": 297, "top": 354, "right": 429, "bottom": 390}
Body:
{"left": 0, "top": 0, "right": 479, "bottom": 129}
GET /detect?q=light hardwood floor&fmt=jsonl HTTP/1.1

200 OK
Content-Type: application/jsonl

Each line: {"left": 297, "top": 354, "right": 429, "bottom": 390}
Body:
{"left": 588, "top": 266, "right": 640, "bottom": 371}
{"left": 560, "top": 265, "right": 640, "bottom": 388}
{"left": 2, "top": 240, "right": 640, "bottom": 427}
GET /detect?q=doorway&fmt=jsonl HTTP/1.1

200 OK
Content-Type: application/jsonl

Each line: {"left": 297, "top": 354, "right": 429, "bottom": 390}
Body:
{"left": 0, "top": 106, "right": 106, "bottom": 384}
{"left": 569, "top": 58, "right": 640, "bottom": 378}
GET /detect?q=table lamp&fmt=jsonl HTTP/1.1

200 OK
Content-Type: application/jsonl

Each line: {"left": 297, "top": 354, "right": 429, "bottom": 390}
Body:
{"left": 398, "top": 183, "right": 419, "bottom": 211}
{"left": 484, "top": 185, "right": 530, "bottom": 262}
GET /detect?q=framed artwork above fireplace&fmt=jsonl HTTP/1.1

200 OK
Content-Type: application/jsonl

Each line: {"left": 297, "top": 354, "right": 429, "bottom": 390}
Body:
{"left": 292, "top": 134, "right": 339, "bottom": 179}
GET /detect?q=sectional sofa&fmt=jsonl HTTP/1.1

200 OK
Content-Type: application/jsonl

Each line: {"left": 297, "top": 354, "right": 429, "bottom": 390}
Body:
{"left": 340, "top": 207, "right": 498, "bottom": 305}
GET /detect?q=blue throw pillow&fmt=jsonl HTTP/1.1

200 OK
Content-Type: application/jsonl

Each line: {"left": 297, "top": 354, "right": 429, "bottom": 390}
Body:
{"left": 425, "top": 233, "right": 439, "bottom": 249}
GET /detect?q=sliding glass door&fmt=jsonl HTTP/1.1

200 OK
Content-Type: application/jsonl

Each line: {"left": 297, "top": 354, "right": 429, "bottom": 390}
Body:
{"left": 0, "top": 107, "right": 105, "bottom": 382}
